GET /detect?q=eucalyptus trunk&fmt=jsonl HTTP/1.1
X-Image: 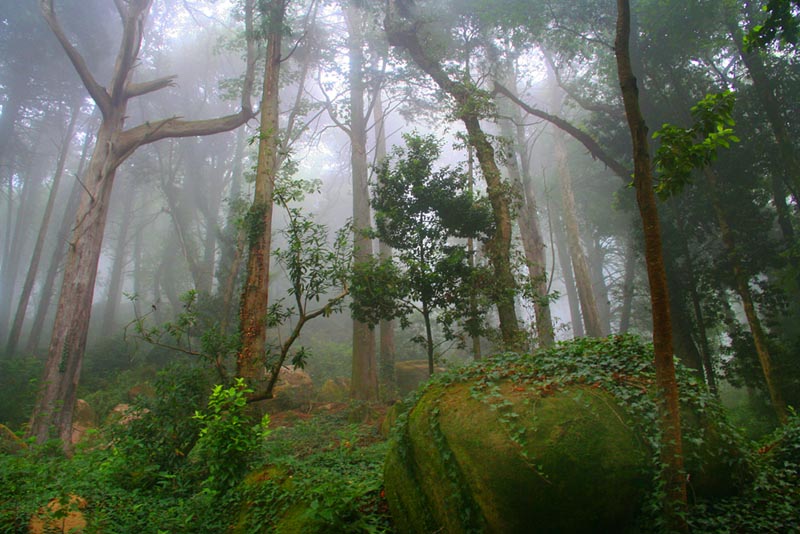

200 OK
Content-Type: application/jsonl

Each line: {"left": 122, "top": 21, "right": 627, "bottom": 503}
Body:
{"left": 615, "top": 0, "right": 688, "bottom": 526}
{"left": 346, "top": 2, "right": 378, "bottom": 401}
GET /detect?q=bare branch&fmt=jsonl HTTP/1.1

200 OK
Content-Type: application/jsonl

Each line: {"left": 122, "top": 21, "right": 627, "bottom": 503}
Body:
{"left": 40, "top": 0, "right": 112, "bottom": 116}
{"left": 109, "top": 0, "right": 153, "bottom": 103}
{"left": 493, "top": 81, "right": 630, "bottom": 182}
{"left": 124, "top": 75, "right": 177, "bottom": 99}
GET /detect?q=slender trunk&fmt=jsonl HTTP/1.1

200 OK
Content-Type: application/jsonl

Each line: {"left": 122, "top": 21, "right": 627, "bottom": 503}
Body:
{"left": 498, "top": 77, "right": 554, "bottom": 347}
{"left": 555, "top": 133, "right": 604, "bottom": 337}
{"left": 588, "top": 235, "right": 612, "bottom": 334}
{"left": 467, "top": 145, "right": 482, "bottom": 359}
{"left": 554, "top": 215, "right": 584, "bottom": 337}
{"left": 346, "top": 3, "right": 378, "bottom": 401}
{"left": 7, "top": 104, "right": 81, "bottom": 355}
{"left": 102, "top": 184, "right": 136, "bottom": 334}
{"left": 237, "top": 0, "right": 283, "bottom": 383}
{"left": 26, "top": 129, "right": 94, "bottom": 354}
{"left": 615, "top": 0, "right": 688, "bottom": 526}
{"left": 373, "top": 87, "right": 396, "bottom": 397}
{"left": 422, "top": 300, "right": 434, "bottom": 377}
{"left": 705, "top": 167, "right": 786, "bottom": 422}
{"left": 618, "top": 232, "right": 637, "bottom": 333}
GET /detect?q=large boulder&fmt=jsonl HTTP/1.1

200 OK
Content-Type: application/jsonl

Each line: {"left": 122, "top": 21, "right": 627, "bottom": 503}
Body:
{"left": 71, "top": 399, "right": 97, "bottom": 445}
{"left": 384, "top": 336, "right": 751, "bottom": 533}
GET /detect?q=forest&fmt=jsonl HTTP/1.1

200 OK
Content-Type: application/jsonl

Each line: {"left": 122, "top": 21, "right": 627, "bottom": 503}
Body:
{"left": 0, "top": 0, "right": 799, "bottom": 532}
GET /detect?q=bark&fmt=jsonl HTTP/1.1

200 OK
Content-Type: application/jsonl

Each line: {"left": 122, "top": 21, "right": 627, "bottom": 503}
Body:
{"left": 553, "top": 215, "right": 585, "bottom": 337}
{"left": 346, "top": 2, "right": 378, "bottom": 401}
{"left": 588, "top": 235, "right": 612, "bottom": 334}
{"left": 7, "top": 104, "right": 81, "bottom": 355}
{"left": 614, "top": 0, "right": 688, "bottom": 526}
{"left": 555, "top": 133, "right": 604, "bottom": 337}
{"left": 29, "top": 0, "right": 256, "bottom": 449}
{"left": 385, "top": 1, "right": 520, "bottom": 347}
{"left": 704, "top": 167, "right": 787, "bottom": 422}
{"left": 237, "top": 0, "right": 283, "bottom": 383}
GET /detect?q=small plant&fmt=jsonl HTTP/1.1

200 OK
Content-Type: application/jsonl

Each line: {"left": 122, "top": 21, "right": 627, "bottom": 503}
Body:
{"left": 191, "top": 378, "right": 270, "bottom": 493}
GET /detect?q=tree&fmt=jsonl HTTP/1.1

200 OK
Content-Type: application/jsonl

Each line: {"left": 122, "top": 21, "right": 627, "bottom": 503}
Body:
{"left": 385, "top": 0, "right": 521, "bottom": 348}
{"left": 614, "top": 0, "right": 688, "bottom": 527}
{"left": 351, "top": 133, "right": 492, "bottom": 376}
{"left": 29, "top": 0, "right": 257, "bottom": 449}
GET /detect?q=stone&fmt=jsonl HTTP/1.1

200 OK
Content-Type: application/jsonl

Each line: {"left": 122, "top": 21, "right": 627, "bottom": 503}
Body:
{"left": 29, "top": 494, "right": 87, "bottom": 534}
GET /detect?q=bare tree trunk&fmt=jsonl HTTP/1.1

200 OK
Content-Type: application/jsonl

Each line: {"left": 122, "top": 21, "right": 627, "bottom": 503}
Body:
{"left": 618, "top": 232, "right": 637, "bottom": 333}
{"left": 554, "top": 215, "right": 584, "bottom": 337}
{"left": 704, "top": 167, "right": 786, "bottom": 422}
{"left": 615, "top": 0, "right": 688, "bottom": 526}
{"left": 497, "top": 71, "right": 554, "bottom": 347}
{"left": 554, "top": 133, "right": 604, "bottom": 337}
{"left": 587, "top": 235, "right": 612, "bottom": 334}
{"left": 373, "top": 86, "right": 396, "bottom": 398}
{"left": 237, "top": 0, "right": 282, "bottom": 384}
{"left": 346, "top": 2, "right": 378, "bottom": 401}
{"left": 7, "top": 103, "right": 81, "bottom": 355}
{"left": 30, "top": 0, "right": 256, "bottom": 448}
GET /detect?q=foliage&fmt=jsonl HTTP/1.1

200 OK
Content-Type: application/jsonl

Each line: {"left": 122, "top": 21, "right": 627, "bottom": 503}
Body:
{"left": 745, "top": 0, "right": 800, "bottom": 50}
{"left": 351, "top": 132, "right": 493, "bottom": 365}
{"left": 191, "top": 378, "right": 270, "bottom": 493}
{"left": 0, "top": 356, "right": 42, "bottom": 428}
{"left": 653, "top": 91, "right": 740, "bottom": 199}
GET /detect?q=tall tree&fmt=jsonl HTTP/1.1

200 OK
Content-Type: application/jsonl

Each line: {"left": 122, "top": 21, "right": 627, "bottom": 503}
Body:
{"left": 614, "top": 0, "right": 688, "bottom": 527}
{"left": 29, "top": 0, "right": 257, "bottom": 448}
{"left": 385, "top": 1, "right": 521, "bottom": 347}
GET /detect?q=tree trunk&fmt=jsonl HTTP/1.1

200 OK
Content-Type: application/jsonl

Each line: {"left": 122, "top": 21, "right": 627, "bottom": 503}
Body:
{"left": 497, "top": 75, "right": 554, "bottom": 348}
{"left": 588, "top": 235, "right": 612, "bottom": 334}
{"left": 237, "top": 0, "right": 283, "bottom": 384}
{"left": 704, "top": 167, "right": 786, "bottom": 422}
{"left": 618, "top": 232, "right": 637, "bottom": 334}
{"left": 7, "top": 103, "right": 81, "bottom": 355}
{"left": 373, "top": 86, "right": 397, "bottom": 398}
{"left": 385, "top": 2, "right": 520, "bottom": 347}
{"left": 554, "top": 215, "right": 585, "bottom": 337}
{"left": 614, "top": 0, "right": 688, "bottom": 526}
{"left": 555, "top": 132, "right": 604, "bottom": 337}
{"left": 346, "top": 2, "right": 378, "bottom": 401}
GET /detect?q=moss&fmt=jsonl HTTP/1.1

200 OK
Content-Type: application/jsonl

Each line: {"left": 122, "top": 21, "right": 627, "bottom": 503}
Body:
{"left": 383, "top": 336, "right": 751, "bottom": 533}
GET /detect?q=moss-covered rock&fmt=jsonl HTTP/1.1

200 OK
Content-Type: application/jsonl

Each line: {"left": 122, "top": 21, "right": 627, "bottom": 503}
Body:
{"left": 384, "top": 335, "right": 751, "bottom": 533}
{"left": 395, "top": 360, "right": 443, "bottom": 396}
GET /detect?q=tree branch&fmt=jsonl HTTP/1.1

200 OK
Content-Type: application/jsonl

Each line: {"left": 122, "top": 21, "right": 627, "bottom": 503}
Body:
{"left": 124, "top": 75, "right": 177, "bottom": 99}
{"left": 493, "top": 81, "right": 630, "bottom": 182}
{"left": 109, "top": 0, "right": 152, "bottom": 103}
{"left": 40, "top": 0, "right": 112, "bottom": 116}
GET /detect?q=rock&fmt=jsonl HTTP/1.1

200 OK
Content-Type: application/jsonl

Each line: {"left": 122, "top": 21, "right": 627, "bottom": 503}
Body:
{"left": 268, "top": 367, "right": 314, "bottom": 411}
{"left": 71, "top": 399, "right": 96, "bottom": 445}
{"left": 106, "top": 403, "right": 148, "bottom": 426}
{"left": 384, "top": 337, "right": 751, "bottom": 533}
{"left": 29, "top": 494, "right": 87, "bottom": 534}
{"left": 0, "top": 423, "right": 26, "bottom": 454}
{"left": 385, "top": 382, "right": 649, "bottom": 533}
{"left": 318, "top": 377, "right": 350, "bottom": 402}
{"left": 394, "top": 360, "right": 443, "bottom": 396}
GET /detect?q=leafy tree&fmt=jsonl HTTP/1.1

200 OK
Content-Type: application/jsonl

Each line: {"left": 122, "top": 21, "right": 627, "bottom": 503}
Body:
{"left": 350, "top": 133, "right": 492, "bottom": 376}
